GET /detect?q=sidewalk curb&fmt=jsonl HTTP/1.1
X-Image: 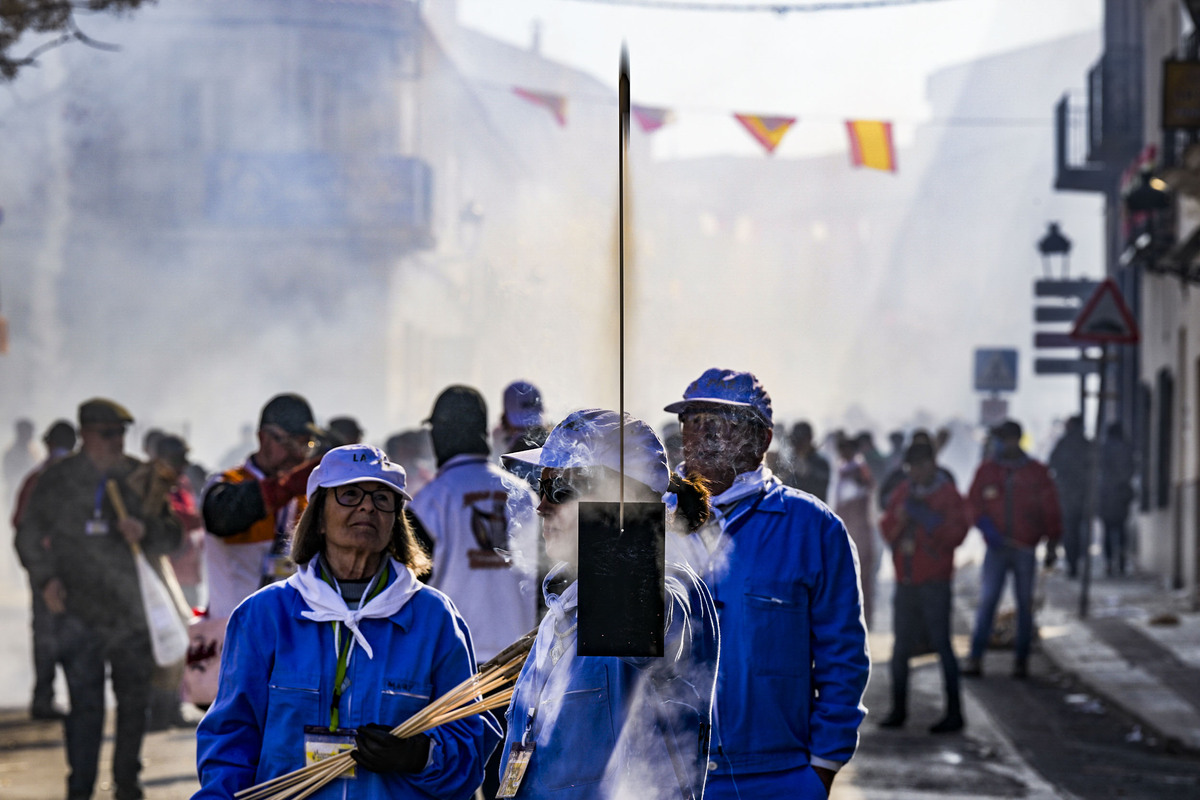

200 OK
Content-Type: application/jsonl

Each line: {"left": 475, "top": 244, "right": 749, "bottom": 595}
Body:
{"left": 1039, "top": 621, "right": 1200, "bottom": 753}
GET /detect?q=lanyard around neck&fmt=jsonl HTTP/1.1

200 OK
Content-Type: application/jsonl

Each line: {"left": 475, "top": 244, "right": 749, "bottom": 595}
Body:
{"left": 319, "top": 559, "right": 389, "bottom": 731}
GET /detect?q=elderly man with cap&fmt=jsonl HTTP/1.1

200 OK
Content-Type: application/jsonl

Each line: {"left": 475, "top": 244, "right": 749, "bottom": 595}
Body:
{"left": 15, "top": 398, "right": 182, "bottom": 800}
{"left": 664, "top": 368, "right": 869, "bottom": 799}
{"left": 409, "top": 385, "right": 538, "bottom": 800}
{"left": 963, "top": 419, "right": 1061, "bottom": 680}
{"left": 202, "top": 393, "right": 325, "bottom": 621}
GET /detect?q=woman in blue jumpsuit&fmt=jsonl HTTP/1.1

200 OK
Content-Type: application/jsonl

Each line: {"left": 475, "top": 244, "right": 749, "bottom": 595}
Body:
{"left": 498, "top": 409, "right": 720, "bottom": 800}
{"left": 194, "top": 444, "right": 495, "bottom": 800}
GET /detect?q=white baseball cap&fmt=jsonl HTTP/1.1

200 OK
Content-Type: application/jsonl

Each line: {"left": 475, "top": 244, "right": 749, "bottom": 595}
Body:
{"left": 306, "top": 444, "right": 412, "bottom": 502}
{"left": 504, "top": 408, "right": 668, "bottom": 494}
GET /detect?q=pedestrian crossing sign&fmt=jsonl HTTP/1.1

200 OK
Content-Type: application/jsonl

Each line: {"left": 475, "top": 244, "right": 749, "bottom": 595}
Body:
{"left": 1070, "top": 279, "right": 1139, "bottom": 344}
{"left": 974, "top": 348, "right": 1018, "bottom": 393}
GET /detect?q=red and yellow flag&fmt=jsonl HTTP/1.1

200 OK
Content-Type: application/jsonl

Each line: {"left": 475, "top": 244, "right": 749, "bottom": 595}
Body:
{"left": 631, "top": 104, "right": 675, "bottom": 134}
{"left": 845, "top": 120, "right": 897, "bottom": 172}
{"left": 513, "top": 87, "right": 568, "bottom": 127}
{"left": 734, "top": 114, "right": 796, "bottom": 155}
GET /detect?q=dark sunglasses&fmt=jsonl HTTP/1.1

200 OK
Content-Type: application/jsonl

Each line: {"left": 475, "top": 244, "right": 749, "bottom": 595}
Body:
{"left": 94, "top": 427, "right": 126, "bottom": 440}
{"left": 538, "top": 472, "right": 596, "bottom": 505}
{"left": 332, "top": 484, "right": 398, "bottom": 513}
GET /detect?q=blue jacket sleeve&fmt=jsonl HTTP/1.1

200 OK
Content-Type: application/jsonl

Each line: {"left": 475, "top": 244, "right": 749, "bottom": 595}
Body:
{"left": 976, "top": 515, "right": 1003, "bottom": 547}
{"left": 193, "top": 604, "right": 271, "bottom": 799}
{"left": 808, "top": 514, "right": 871, "bottom": 768}
{"left": 401, "top": 610, "right": 494, "bottom": 800}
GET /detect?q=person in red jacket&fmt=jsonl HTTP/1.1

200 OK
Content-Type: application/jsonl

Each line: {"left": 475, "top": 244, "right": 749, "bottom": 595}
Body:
{"left": 963, "top": 420, "right": 1062, "bottom": 679}
{"left": 878, "top": 442, "right": 970, "bottom": 733}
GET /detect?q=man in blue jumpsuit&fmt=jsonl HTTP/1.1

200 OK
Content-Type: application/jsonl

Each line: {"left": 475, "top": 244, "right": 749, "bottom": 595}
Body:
{"left": 665, "top": 368, "right": 870, "bottom": 799}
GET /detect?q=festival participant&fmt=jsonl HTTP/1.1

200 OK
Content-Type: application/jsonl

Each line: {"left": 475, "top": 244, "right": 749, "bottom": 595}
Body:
{"left": 665, "top": 368, "right": 869, "bottom": 799}
{"left": 496, "top": 409, "right": 719, "bottom": 800}
{"left": 194, "top": 445, "right": 494, "bottom": 800}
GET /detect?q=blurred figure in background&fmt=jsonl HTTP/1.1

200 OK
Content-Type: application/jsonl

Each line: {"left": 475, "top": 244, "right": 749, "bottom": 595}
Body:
{"left": 1099, "top": 423, "right": 1136, "bottom": 577}
{"left": 492, "top": 380, "right": 549, "bottom": 489}
{"left": 141, "top": 428, "right": 165, "bottom": 463}
{"left": 154, "top": 435, "right": 206, "bottom": 610}
{"left": 130, "top": 433, "right": 203, "bottom": 731}
{"left": 202, "top": 393, "right": 324, "bottom": 620}
{"left": 11, "top": 419, "right": 76, "bottom": 721}
{"left": 832, "top": 431, "right": 877, "bottom": 627}
{"left": 16, "top": 398, "right": 181, "bottom": 800}
{"left": 1048, "top": 415, "right": 1093, "bottom": 579}
{"left": 879, "top": 442, "right": 969, "bottom": 734}
{"left": 775, "top": 420, "right": 831, "bottom": 502}
{"left": 4, "top": 417, "right": 39, "bottom": 499}
{"left": 963, "top": 420, "right": 1062, "bottom": 680}
{"left": 385, "top": 429, "right": 436, "bottom": 497}
{"left": 327, "top": 416, "right": 364, "bottom": 446}
{"left": 855, "top": 430, "right": 887, "bottom": 489}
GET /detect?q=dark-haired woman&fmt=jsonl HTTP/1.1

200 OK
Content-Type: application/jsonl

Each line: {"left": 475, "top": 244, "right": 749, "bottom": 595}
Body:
{"left": 195, "top": 445, "right": 494, "bottom": 800}
{"left": 497, "top": 409, "right": 719, "bottom": 800}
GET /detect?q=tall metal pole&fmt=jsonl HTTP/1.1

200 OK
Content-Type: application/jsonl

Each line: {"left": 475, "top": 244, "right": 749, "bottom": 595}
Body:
{"left": 618, "top": 45, "right": 629, "bottom": 530}
{"left": 1080, "top": 343, "right": 1107, "bottom": 618}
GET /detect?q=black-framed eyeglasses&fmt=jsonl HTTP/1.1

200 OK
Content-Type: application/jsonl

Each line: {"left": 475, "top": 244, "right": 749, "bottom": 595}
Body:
{"left": 332, "top": 484, "right": 398, "bottom": 513}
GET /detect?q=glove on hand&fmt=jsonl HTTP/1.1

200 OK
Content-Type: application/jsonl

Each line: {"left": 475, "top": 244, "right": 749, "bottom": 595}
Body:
{"left": 352, "top": 725, "right": 431, "bottom": 774}
{"left": 1043, "top": 546, "right": 1058, "bottom": 569}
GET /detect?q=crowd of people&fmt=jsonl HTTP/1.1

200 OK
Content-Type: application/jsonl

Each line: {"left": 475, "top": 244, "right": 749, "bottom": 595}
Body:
{"left": 1, "top": 370, "right": 1138, "bottom": 800}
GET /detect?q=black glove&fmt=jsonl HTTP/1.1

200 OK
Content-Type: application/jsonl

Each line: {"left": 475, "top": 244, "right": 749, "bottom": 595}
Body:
{"left": 352, "top": 724, "right": 431, "bottom": 774}
{"left": 1043, "top": 546, "right": 1058, "bottom": 569}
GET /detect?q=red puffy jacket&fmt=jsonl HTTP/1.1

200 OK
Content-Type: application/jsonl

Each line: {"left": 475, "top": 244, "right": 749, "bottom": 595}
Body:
{"left": 968, "top": 455, "right": 1062, "bottom": 550}
{"left": 880, "top": 474, "right": 969, "bottom": 584}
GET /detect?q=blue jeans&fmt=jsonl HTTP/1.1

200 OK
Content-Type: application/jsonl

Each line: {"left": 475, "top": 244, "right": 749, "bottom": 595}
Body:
{"left": 969, "top": 545, "right": 1036, "bottom": 663}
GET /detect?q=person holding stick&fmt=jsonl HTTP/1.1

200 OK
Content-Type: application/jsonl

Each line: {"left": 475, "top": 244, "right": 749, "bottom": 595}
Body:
{"left": 496, "top": 409, "right": 719, "bottom": 800}
{"left": 194, "top": 444, "right": 497, "bottom": 800}
{"left": 15, "top": 398, "right": 182, "bottom": 800}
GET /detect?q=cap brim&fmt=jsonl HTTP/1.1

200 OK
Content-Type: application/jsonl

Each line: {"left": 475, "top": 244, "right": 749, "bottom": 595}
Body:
{"left": 501, "top": 447, "right": 545, "bottom": 468}
{"left": 319, "top": 475, "right": 412, "bottom": 502}
{"left": 663, "top": 398, "right": 760, "bottom": 415}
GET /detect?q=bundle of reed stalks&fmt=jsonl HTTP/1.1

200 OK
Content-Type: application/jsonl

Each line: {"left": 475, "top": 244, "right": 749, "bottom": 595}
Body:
{"left": 233, "top": 628, "right": 538, "bottom": 800}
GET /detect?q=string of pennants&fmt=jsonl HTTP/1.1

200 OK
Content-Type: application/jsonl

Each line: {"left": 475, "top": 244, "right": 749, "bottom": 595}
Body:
{"left": 512, "top": 86, "right": 897, "bottom": 172}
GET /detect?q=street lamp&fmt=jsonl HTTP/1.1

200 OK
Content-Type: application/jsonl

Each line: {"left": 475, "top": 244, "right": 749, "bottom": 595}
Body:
{"left": 1037, "top": 221, "right": 1072, "bottom": 278}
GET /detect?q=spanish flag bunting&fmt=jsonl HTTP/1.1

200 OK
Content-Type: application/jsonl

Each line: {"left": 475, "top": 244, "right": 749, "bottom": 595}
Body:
{"left": 631, "top": 104, "right": 675, "bottom": 133}
{"left": 733, "top": 114, "right": 796, "bottom": 155}
{"left": 845, "top": 120, "right": 897, "bottom": 172}
{"left": 513, "top": 87, "right": 568, "bottom": 127}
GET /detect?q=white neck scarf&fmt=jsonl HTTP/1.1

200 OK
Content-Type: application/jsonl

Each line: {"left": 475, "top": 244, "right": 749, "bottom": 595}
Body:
{"left": 710, "top": 465, "right": 774, "bottom": 521}
{"left": 536, "top": 563, "right": 579, "bottom": 669}
{"left": 287, "top": 556, "right": 420, "bottom": 660}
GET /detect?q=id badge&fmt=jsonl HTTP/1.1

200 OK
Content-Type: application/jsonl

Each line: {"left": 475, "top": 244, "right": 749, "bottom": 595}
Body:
{"left": 84, "top": 518, "right": 109, "bottom": 536}
{"left": 303, "top": 726, "right": 357, "bottom": 779}
{"left": 496, "top": 743, "right": 534, "bottom": 798}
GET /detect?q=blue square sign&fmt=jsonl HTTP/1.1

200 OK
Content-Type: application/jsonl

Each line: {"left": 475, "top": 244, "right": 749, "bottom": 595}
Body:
{"left": 974, "top": 348, "right": 1018, "bottom": 393}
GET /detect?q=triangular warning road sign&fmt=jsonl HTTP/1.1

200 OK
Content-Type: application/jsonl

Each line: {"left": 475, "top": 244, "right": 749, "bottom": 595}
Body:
{"left": 1070, "top": 278, "right": 1139, "bottom": 344}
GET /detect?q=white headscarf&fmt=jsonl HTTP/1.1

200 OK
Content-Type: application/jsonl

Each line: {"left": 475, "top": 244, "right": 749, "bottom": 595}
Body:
{"left": 287, "top": 557, "right": 420, "bottom": 660}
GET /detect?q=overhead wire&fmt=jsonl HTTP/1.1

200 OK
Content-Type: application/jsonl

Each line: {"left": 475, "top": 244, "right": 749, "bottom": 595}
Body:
{"left": 559, "top": 0, "right": 964, "bottom": 13}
